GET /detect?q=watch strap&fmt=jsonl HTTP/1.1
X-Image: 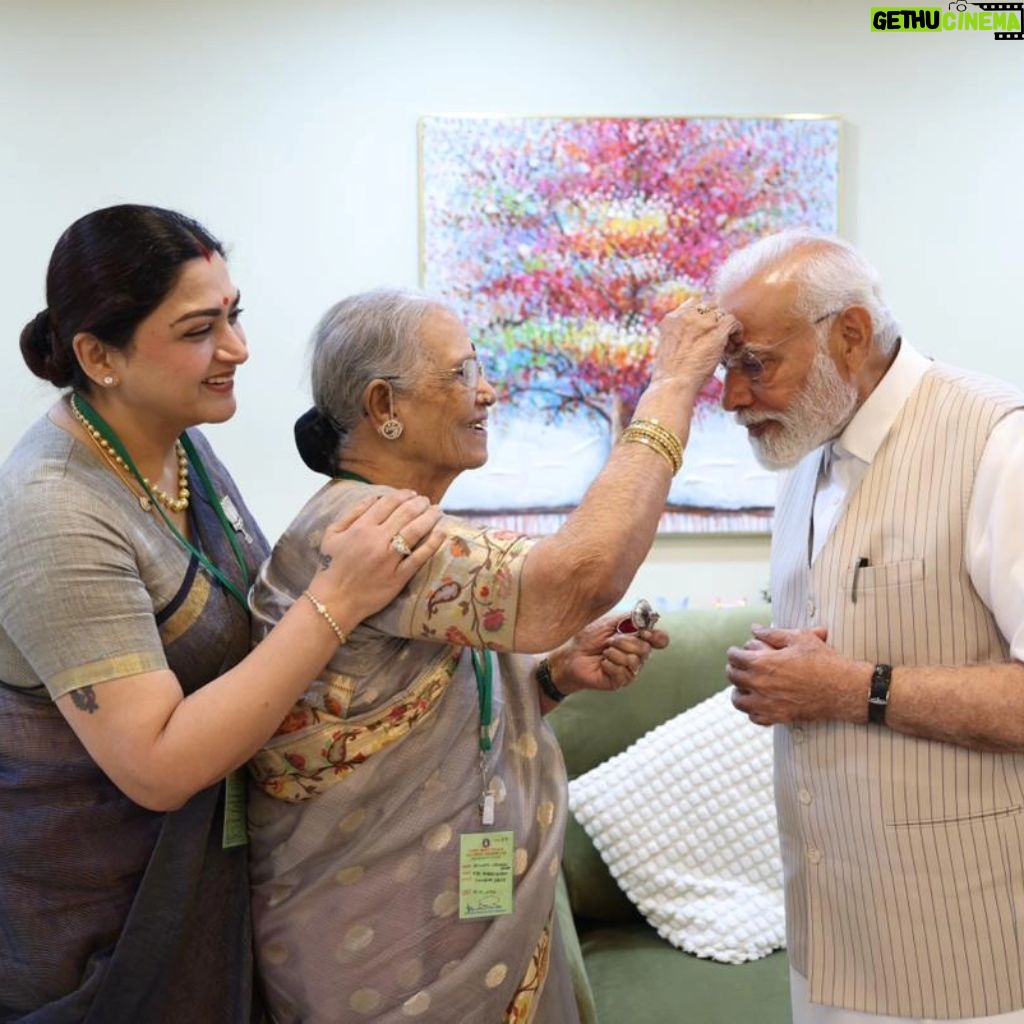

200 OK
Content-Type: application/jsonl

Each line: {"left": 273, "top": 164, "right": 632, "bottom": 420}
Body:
{"left": 868, "top": 663, "right": 892, "bottom": 724}
{"left": 537, "top": 658, "right": 566, "bottom": 703}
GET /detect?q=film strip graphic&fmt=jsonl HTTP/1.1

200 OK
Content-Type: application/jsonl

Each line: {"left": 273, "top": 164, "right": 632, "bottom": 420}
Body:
{"left": 973, "top": 2, "right": 1023, "bottom": 39}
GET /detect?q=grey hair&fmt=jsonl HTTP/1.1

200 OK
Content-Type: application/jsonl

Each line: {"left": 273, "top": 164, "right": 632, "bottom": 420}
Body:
{"left": 309, "top": 288, "right": 448, "bottom": 449}
{"left": 712, "top": 228, "right": 901, "bottom": 355}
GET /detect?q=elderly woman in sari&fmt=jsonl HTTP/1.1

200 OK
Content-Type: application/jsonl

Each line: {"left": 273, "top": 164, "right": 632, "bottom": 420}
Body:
{"left": 248, "top": 289, "right": 736, "bottom": 1023}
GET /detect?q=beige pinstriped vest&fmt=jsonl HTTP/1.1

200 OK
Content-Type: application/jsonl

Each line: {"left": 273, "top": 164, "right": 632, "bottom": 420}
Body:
{"left": 771, "top": 364, "right": 1024, "bottom": 1018}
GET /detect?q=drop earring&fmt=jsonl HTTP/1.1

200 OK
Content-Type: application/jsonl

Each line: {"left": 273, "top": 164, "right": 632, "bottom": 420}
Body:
{"left": 378, "top": 384, "right": 404, "bottom": 441}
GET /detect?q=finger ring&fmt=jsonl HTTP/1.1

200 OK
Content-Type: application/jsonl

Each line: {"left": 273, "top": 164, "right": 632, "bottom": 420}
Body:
{"left": 390, "top": 533, "right": 412, "bottom": 557}
{"left": 695, "top": 305, "right": 712, "bottom": 316}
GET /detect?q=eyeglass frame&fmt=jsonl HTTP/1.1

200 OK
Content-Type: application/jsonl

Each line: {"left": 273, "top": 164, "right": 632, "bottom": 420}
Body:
{"left": 436, "top": 355, "right": 485, "bottom": 390}
{"left": 377, "top": 354, "right": 486, "bottom": 391}
{"left": 719, "top": 308, "right": 844, "bottom": 386}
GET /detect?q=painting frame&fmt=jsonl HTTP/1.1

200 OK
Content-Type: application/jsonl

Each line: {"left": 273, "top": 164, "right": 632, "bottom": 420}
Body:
{"left": 418, "top": 113, "right": 842, "bottom": 534}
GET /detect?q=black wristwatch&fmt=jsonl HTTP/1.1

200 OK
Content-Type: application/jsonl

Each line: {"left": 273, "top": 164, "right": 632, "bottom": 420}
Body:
{"left": 537, "top": 658, "right": 566, "bottom": 703}
{"left": 868, "top": 664, "right": 892, "bottom": 724}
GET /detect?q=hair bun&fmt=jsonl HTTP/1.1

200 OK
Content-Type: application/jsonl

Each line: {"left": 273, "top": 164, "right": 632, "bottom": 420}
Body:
{"left": 294, "top": 407, "right": 340, "bottom": 476}
{"left": 19, "top": 308, "right": 73, "bottom": 386}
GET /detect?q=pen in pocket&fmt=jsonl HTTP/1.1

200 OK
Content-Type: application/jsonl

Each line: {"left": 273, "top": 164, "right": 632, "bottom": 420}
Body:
{"left": 851, "top": 556, "right": 869, "bottom": 604}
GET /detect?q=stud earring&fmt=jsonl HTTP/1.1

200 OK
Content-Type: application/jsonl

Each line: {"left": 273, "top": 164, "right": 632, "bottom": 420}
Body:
{"left": 378, "top": 384, "right": 404, "bottom": 441}
{"left": 102, "top": 375, "right": 116, "bottom": 386}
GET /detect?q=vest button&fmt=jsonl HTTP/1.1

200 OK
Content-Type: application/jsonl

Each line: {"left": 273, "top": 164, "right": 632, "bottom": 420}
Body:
{"left": 798, "top": 788, "right": 812, "bottom": 806}
{"left": 807, "top": 847, "right": 823, "bottom": 864}
{"left": 791, "top": 726, "right": 806, "bottom": 743}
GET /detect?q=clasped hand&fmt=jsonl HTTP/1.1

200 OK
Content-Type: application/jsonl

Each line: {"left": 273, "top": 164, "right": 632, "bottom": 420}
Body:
{"left": 727, "top": 625, "right": 870, "bottom": 727}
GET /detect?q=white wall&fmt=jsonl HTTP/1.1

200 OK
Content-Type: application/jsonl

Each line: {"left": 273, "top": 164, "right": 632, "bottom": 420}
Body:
{"left": 2, "top": 0, "right": 1021, "bottom": 609}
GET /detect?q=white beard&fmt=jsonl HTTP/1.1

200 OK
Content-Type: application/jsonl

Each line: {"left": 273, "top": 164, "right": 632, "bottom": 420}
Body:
{"left": 737, "top": 349, "right": 859, "bottom": 470}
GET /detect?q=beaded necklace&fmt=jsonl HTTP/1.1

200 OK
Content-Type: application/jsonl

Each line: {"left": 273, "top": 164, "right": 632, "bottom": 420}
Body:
{"left": 70, "top": 392, "right": 250, "bottom": 610}
{"left": 70, "top": 394, "right": 190, "bottom": 513}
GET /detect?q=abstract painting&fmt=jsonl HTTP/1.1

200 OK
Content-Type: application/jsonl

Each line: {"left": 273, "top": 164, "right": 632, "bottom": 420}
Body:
{"left": 419, "top": 115, "right": 840, "bottom": 532}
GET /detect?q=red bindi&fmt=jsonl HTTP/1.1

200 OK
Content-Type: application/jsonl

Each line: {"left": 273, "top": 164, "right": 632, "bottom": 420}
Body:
{"left": 223, "top": 296, "right": 230, "bottom": 306}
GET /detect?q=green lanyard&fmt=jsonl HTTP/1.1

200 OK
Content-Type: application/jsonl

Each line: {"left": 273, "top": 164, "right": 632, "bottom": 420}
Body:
{"left": 72, "top": 394, "right": 251, "bottom": 611}
{"left": 471, "top": 649, "right": 493, "bottom": 753}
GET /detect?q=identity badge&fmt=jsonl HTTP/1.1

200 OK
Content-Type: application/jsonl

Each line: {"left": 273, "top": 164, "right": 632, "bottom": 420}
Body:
{"left": 458, "top": 831, "right": 514, "bottom": 920}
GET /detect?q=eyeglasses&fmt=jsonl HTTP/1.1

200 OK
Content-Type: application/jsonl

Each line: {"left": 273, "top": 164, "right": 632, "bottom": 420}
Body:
{"left": 377, "top": 355, "right": 487, "bottom": 391}
{"left": 719, "top": 309, "right": 842, "bottom": 386}
{"left": 437, "top": 355, "right": 485, "bottom": 390}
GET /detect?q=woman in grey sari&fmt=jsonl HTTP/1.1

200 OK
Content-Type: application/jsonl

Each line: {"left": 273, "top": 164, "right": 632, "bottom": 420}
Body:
{"left": 0, "top": 208, "right": 442, "bottom": 1023}
{"left": 248, "top": 289, "right": 737, "bottom": 1022}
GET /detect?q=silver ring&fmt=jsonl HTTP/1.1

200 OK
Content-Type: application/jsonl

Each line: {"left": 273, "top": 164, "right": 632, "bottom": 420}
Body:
{"left": 390, "top": 533, "right": 412, "bottom": 557}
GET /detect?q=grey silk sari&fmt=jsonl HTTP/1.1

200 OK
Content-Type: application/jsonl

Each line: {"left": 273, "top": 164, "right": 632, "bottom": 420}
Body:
{"left": 248, "top": 479, "right": 580, "bottom": 1024}
{"left": 0, "top": 419, "right": 268, "bottom": 1023}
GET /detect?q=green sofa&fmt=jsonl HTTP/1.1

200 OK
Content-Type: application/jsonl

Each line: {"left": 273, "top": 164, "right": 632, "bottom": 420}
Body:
{"left": 548, "top": 606, "right": 792, "bottom": 1024}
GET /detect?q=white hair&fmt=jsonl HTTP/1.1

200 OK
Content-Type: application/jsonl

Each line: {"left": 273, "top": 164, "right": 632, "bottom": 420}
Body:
{"left": 310, "top": 288, "right": 448, "bottom": 448}
{"left": 712, "top": 228, "right": 901, "bottom": 355}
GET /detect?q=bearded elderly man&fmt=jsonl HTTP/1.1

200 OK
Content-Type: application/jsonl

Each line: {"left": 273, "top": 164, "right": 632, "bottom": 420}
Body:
{"left": 716, "top": 229, "right": 1024, "bottom": 1024}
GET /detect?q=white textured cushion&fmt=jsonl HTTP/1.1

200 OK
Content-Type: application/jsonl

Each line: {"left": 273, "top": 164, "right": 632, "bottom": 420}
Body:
{"left": 567, "top": 688, "right": 785, "bottom": 964}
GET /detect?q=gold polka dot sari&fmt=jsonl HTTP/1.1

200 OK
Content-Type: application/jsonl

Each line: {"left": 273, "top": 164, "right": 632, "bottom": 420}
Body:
{"left": 248, "top": 480, "right": 580, "bottom": 1024}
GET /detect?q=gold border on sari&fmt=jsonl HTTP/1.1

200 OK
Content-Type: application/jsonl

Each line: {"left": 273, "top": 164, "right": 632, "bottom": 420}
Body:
{"left": 49, "top": 651, "right": 169, "bottom": 700}
{"left": 250, "top": 645, "right": 462, "bottom": 802}
{"left": 505, "top": 921, "right": 553, "bottom": 1024}
{"left": 157, "top": 572, "right": 212, "bottom": 647}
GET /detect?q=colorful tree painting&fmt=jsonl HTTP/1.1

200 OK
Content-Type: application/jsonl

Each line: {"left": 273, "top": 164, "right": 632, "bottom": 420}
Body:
{"left": 420, "top": 116, "right": 839, "bottom": 529}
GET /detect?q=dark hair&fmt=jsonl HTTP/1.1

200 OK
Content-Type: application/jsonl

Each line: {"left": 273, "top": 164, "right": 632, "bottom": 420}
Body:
{"left": 294, "top": 406, "right": 342, "bottom": 476}
{"left": 19, "top": 204, "right": 225, "bottom": 389}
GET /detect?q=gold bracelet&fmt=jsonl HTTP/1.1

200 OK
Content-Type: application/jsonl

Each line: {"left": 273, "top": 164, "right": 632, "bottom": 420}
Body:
{"left": 624, "top": 426, "right": 681, "bottom": 465}
{"left": 630, "top": 418, "right": 684, "bottom": 465}
{"left": 621, "top": 430, "right": 679, "bottom": 473}
{"left": 302, "top": 589, "right": 348, "bottom": 645}
{"left": 621, "top": 420, "right": 683, "bottom": 474}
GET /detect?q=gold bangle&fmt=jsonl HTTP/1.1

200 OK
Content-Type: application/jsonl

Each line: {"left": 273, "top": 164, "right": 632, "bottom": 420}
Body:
{"left": 621, "top": 431, "right": 679, "bottom": 473}
{"left": 626, "top": 419, "right": 684, "bottom": 471}
{"left": 626, "top": 419, "right": 684, "bottom": 460}
{"left": 302, "top": 589, "right": 348, "bottom": 645}
{"left": 624, "top": 425, "right": 681, "bottom": 461}
{"left": 629, "top": 418, "right": 684, "bottom": 465}
{"left": 620, "top": 422, "right": 683, "bottom": 474}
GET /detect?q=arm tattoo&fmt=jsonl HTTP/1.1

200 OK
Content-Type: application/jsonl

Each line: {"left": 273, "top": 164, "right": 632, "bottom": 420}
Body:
{"left": 318, "top": 552, "right": 333, "bottom": 571}
{"left": 70, "top": 685, "right": 99, "bottom": 714}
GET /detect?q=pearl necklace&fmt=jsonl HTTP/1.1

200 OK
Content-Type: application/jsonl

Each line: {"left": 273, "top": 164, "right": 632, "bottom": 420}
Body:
{"left": 70, "top": 395, "right": 190, "bottom": 513}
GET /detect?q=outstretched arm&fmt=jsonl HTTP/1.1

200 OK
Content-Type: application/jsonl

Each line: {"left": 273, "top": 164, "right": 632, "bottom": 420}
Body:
{"left": 514, "top": 301, "right": 738, "bottom": 651}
